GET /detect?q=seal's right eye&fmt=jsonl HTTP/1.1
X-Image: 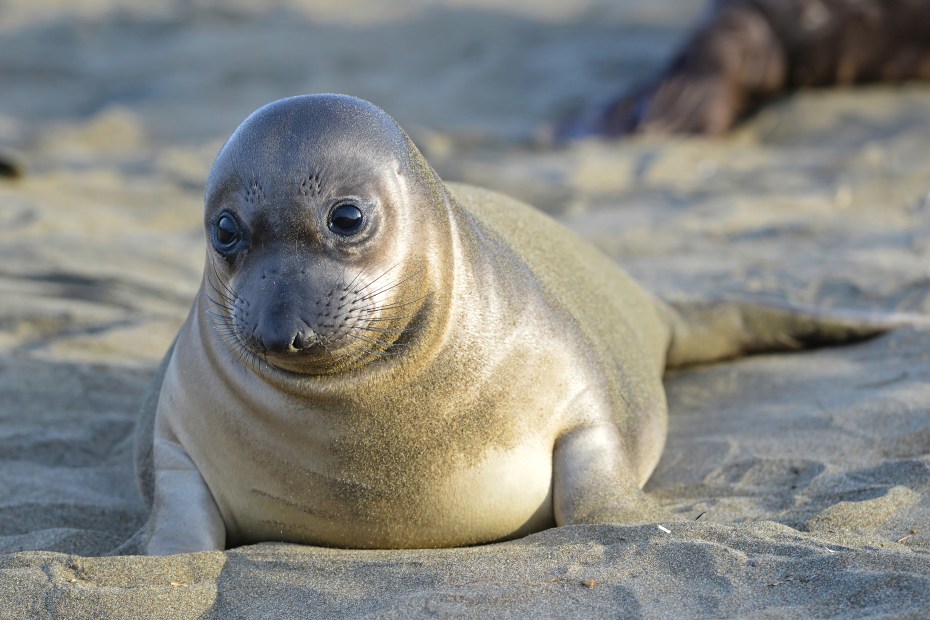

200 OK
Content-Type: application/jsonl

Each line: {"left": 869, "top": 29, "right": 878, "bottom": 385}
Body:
{"left": 214, "top": 214, "right": 242, "bottom": 252}
{"left": 328, "top": 203, "right": 364, "bottom": 236}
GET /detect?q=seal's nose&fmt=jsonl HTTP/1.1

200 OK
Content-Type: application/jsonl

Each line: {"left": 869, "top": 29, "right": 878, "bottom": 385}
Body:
{"left": 261, "top": 325, "right": 320, "bottom": 354}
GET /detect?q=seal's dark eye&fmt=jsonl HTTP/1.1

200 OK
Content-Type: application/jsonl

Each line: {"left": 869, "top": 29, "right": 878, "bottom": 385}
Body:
{"left": 328, "top": 203, "right": 364, "bottom": 236}
{"left": 214, "top": 215, "right": 241, "bottom": 251}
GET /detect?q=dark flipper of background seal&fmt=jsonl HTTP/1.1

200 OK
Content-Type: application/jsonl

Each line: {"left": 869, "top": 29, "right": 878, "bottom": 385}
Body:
{"left": 0, "top": 148, "right": 23, "bottom": 178}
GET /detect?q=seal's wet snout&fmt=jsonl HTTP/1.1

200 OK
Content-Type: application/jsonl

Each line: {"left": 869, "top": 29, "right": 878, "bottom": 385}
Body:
{"left": 256, "top": 313, "right": 320, "bottom": 356}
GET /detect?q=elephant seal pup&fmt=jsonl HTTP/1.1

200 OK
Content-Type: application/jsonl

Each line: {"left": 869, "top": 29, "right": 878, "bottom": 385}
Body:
{"left": 136, "top": 94, "right": 891, "bottom": 554}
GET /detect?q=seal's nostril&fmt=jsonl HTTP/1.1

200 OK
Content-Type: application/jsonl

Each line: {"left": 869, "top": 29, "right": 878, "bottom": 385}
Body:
{"left": 292, "top": 330, "right": 318, "bottom": 351}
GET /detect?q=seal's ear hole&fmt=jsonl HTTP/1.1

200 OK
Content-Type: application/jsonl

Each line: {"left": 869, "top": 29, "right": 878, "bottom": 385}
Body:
{"left": 328, "top": 203, "right": 364, "bottom": 236}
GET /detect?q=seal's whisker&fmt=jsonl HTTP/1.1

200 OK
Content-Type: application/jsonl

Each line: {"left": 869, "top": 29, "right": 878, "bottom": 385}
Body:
{"left": 365, "top": 339, "right": 414, "bottom": 359}
{"left": 207, "top": 291, "right": 236, "bottom": 310}
{"left": 205, "top": 309, "right": 235, "bottom": 324}
{"left": 229, "top": 162, "right": 250, "bottom": 201}
{"left": 353, "top": 305, "right": 419, "bottom": 319}
{"left": 205, "top": 296, "right": 235, "bottom": 313}
{"left": 206, "top": 290, "right": 237, "bottom": 317}
{"left": 351, "top": 261, "right": 403, "bottom": 295}
{"left": 206, "top": 310, "right": 234, "bottom": 330}
{"left": 249, "top": 345, "right": 261, "bottom": 375}
{"left": 353, "top": 268, "right": 426, "bottom": 304}
{"left": 206, "top": 276, "right": 236, "bottom": 304}
{"left": 340, "top": 333, "right": 410, "bottom": 363}
{"left": 214, "top": 329, "right": 240, "bottom": 342}
{"left": 352, "top": 305, "right": 403, "bottom": 315}
{"left": 207, "top": 291, "right": 233, "bottom": 311}
{"left": 204, "top": 264, "right": 268, "bottom": 375}
{"left": 368, "top": 288, "right": 434, "bottom": 306}
{"left": 207, "top": 268, "right": 236, "bottom": 300}
{"left": 211, "top": 329, "right": 239, "bottom": 348}
{"left": 341, "top": 331, "right": 383, "bottom": 347}
{"left": 350, "top": 325, "right": 414, "bottom": 335}
{"left": 352, "top": 292, "right": 433, "bottom": 315}
{"left": 229, "top": 338, "right": 247, "bottom": 367}
{"left": 354, "top": 289, "right": 434, "bottom": 310}
{"left": 207, "top": 322, "right": 236, "bottom": 339}
{"left": 371, "top": 347, "right": 411, "bottom": 359}
{"left": 209, "top": 325, "right": 238, "bottom": 337}
{"left": 338, "top": 338, "right": 411, "bottom": 367}
{"left": 232, "top": 336, "right": 264, "bottom": 376}
{"left": 343, "top": 266, "right": 367, "bottom": 293}
{"left": 358, "top": 312, "right": 421, "bottom": 324}
{"left": 209, "top": 261, "right": 238, "bottom": 302}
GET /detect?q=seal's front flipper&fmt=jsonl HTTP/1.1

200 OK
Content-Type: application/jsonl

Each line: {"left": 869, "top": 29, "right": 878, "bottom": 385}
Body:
{"left": 662, "top": 297, "right": 920, "bottom": 369}
{"left": 145, "top": 439, "right": 226, "bottom": 555}
{"left": 553, "top": 424, "right": 668, "bottom": 526}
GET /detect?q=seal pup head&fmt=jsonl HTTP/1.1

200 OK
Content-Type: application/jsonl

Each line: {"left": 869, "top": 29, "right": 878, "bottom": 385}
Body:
{"left": 201, "top": 94, "right": 450, "bottom": 375}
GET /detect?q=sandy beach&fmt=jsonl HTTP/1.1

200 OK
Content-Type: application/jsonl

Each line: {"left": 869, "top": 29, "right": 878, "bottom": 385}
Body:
{"left": 2, "top": 0, "right": 930, "bottom": 617}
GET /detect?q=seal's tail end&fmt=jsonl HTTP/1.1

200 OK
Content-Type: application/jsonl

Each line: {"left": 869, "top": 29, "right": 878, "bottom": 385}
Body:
{"left": 662, "top": 297, "right": 925, "bottom": 370}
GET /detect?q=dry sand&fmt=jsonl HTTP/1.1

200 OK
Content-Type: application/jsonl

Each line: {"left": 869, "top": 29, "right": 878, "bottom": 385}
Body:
{"left": 2, "top": 0, "right": 930, "bottom": 617}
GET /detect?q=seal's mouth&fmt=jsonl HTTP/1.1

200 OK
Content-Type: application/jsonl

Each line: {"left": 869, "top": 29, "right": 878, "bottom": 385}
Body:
{"left": 260, "top": 345, "right": 334, "bottom": 374}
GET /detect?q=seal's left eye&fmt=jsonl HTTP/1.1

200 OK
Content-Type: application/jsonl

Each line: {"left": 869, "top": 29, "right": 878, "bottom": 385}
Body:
{"left": 214, "top": 215, "right": 241, "bottom": 250}
{"left": 328, "top": 204, "right": 364, "bottom": 236}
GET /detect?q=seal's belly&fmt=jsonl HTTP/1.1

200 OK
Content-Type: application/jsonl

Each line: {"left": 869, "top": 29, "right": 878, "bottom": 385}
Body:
{"left": 214, "top": 440, "right": 555, "bottom": 549}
